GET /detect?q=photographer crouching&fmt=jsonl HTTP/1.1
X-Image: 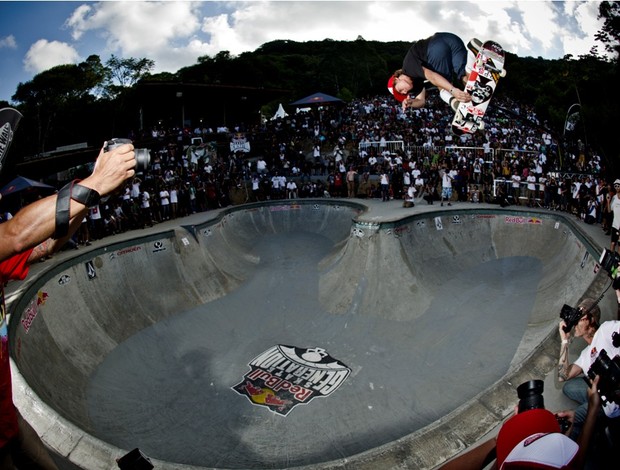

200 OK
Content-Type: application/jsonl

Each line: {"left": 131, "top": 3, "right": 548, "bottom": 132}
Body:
{"left": 558, "top": 296, "right": 620, "bottom": 464}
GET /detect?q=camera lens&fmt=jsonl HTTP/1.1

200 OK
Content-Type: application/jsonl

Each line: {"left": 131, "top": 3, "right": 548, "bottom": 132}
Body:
{"left": 104, "top": 138, "right": 150, "bottom": 173}
{"left": 134, "top": 148, "right": 151, "bottom": 173}
{"left": 517, "top": 379, "right": 545, "bottom": 413}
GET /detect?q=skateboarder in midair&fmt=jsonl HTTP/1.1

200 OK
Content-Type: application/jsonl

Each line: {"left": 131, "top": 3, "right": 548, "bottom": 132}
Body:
{"left": 387, "top": 32, "right": 477, "bottom": 110}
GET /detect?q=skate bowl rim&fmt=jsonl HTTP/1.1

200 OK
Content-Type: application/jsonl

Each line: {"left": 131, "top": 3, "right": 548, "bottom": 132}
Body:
{"left": 7, "top": 199, "right": 608, "bottom": 470}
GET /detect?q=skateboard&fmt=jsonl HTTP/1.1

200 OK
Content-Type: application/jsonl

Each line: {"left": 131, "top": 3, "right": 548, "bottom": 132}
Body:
{"left": 451, "top": 40, "right": 506, "bottom": 135}
{"left": 0, "top": 107, "right": 23, "bottom": 173}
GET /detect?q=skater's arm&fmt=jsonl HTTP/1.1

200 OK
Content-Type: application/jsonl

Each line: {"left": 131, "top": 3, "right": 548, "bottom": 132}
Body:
{"left": 403, "top": 88, "right": 426, "bottom": 109}
{"left": 423, "top": 67, "right": 471, "bottom": 103}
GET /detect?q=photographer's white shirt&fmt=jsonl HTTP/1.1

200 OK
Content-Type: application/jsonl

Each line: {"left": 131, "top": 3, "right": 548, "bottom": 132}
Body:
{"left": 611, "top": 195, "right": 620, "bottom": 230}
{"left": 574, "top": 320, "right": 620, "bottom": 418}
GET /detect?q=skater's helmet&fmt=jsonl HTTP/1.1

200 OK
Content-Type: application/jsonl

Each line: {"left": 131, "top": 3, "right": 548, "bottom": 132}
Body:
{"left": 387, "top": 75, "right": 408, "bottom": 103}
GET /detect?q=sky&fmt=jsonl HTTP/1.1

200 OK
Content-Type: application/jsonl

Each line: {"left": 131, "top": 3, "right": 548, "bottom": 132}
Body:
{"left": 0, "top": 1, "right": 607, "bottom": 103}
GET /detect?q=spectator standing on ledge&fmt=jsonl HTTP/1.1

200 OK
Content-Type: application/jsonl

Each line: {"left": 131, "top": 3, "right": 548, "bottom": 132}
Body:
{"left": 440, "top": 166, "right": 453, "bottom": 207}
{"left": 346, "top": 167, "right": 357, "bottom": 198}
{"left": 609, "top": 179, "right": 620, "bottom": 252}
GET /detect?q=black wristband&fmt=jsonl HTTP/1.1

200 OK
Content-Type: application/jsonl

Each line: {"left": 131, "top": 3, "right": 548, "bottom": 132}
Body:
{"left": 71, "top": 183, "right": 100, "bottom": 207}
{"left": 53, "top": 181, "right": 73, "bottom": 239}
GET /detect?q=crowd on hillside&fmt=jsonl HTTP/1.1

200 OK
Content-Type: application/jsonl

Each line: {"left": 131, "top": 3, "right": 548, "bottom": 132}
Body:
{"left": 0, "top": 90, "right": 611, "bottom": 244}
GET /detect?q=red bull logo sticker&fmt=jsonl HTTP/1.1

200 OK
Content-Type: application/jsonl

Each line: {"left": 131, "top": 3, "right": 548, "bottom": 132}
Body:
{"left": 21, "top": 290, "right": 48, "bottom": 333}
{"left": 233, "top": 345, "right": 351, "bottom": 416}
{"left": 504, "top": 215, "right": 543, "bottom": 225}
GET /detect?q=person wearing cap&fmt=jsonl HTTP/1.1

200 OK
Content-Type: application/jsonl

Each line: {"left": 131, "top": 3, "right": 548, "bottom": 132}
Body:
{"left": 387, "top": 32, "right": 473, "bottom": 110}
{"left": 559, "top": 306, "right": 620, "bottom": 437}
{"left": 0, "top": 139, "right": 136, "bottom": 468}
{"left": 438, "top": 377, "right": 601, "bottom": 470}
{"left": 609, "top": 179, "right": 620, "bottom": 252}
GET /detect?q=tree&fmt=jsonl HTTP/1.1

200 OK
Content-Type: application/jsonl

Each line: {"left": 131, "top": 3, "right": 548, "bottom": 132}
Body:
{"left": 595, "top": 1, "right": 620, "bottom": 59}
{"left": 104, "top": 55, "right": 155, "bottom": 97}
{"left": 11, "top": 60, "right": 107, "bottom": 152}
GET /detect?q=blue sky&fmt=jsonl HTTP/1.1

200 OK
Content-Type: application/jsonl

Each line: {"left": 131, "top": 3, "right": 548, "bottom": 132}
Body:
{"left": 0, "top": 1, "right": 607, "bottom": 103}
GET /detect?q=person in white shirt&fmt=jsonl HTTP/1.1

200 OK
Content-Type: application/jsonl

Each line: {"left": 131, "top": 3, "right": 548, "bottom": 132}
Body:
{"left": 610, "top": 180, "right": 620, "bottom": 252}
{"left": 159, "top": 187, "right": 170, "bottom": 220}
{"left": 286, "top": 180, "right": 298, "bottom": 199}
{"left": 511, "top": 170, "right": 521, "bottom": 205}
{"left": 441, "top": 167, "right": 453, "bottom": 207}
{"left": 526, "top": 174, "right": 537, "bottom": 206}
{"left": 403, "top": 185, "right": 416, "bottom": 207}
{"left": 256, "top": 158, "right": 268, "bottom": 175}
{"left": 141, "top": 190, "right": 152, "bottom": 227}
{"left": 559, "top": 298, "right": 620, "bottom": 440}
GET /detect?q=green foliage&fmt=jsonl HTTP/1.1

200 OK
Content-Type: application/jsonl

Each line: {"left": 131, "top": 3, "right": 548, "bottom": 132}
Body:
{"left": 596, "top": 1, "right": 620, "bottom": 58}
{"left": 6, "top": 30, "right": 620, "bottom": 171}
{"left": 104, "top": 55, "right": 155, "bottom": 98}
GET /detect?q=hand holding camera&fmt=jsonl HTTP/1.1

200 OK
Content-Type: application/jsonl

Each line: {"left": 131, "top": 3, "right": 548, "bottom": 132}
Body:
{"left": 104, "top": 138, "right": 151, "bottom": 173}
{"left": 584, "top": 349, "right": 620, "bottom": 405}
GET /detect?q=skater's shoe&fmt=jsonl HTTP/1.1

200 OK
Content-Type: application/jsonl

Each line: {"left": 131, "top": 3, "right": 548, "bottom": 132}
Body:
{"left": 439, "top": 88, "right": 460, "bottom": 112}
{"left": 463, "top": 38, "right": 483, "bottom": 85}
{"left": 468, "top": 38, "right": 483, "bottom": 55}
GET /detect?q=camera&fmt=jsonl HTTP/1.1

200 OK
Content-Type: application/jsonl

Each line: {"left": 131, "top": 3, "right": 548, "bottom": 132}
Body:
{"left": 517, "top": 379, "right": 545, "bottom": 412}
{"left": 117, "top": 448, "right": 153, "bottom": 470}
{"left": 599, "top": 248, "right": 620, "bottom": 289}
{"left": 516, "top": 379, "right": 569, "bottom": 432}
{"left": 560, "top": 304, "right": 583, "bottom": 333}
{"left": 585, "top": 349, "right": 620, "bottom": 405}
{"left": 104, "top": 138, "right": 151, "bottom": 173}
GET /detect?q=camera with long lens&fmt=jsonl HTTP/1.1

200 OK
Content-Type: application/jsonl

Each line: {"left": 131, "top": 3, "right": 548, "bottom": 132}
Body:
{"left": 104, "top": 138, "right": 151, "bottom": 173}
{"left": 585, "top": 349, "right": 620, "bottom": 405}
{"left": 516, "top": 379, "right": 570, "bottom": 432}
{"left": 559, "top": 304, "right": 584, "bottom": 333}
{"left": 599, "top": 248, "right": 620, "bottom": 289}
{"left": 517, "top": 379, "right": 546, "bottom": 412}
{"left": 117, "top": 448, "right": 153, "bottom": 470}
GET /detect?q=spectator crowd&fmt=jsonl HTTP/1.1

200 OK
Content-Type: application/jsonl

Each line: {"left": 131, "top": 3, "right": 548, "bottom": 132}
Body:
{"left": 0, "top": 89, "right": 618, "bottom": 470}
{"left": 0, "top": 90, "right": 612, "bottom": 245}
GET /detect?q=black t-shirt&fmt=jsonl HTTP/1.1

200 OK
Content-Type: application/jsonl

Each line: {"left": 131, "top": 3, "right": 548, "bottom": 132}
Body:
{"left": 402, "top": 36, "right": 431, "bottom": 97}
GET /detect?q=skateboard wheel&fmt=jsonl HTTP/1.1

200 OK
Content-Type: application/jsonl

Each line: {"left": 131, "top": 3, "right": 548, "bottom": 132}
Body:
{"left": 500, "top": 69, "right": 507, "bottom": 78}
{"left": 478, "top": 121, "right": 485, "bottom": 130}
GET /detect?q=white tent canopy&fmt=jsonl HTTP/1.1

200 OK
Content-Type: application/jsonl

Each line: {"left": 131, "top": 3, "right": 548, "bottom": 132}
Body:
{"left": 271, "top": 103, "right": 288, "bottom": 120}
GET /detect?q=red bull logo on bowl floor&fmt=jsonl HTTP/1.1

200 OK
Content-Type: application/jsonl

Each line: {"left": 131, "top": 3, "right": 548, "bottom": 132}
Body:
{"left": 233, "top": 345, "right": 351, "bottom": 416}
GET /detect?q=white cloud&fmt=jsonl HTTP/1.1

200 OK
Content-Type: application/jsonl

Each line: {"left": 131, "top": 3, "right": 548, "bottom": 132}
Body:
{"left": 23, "top": 39, "right": 81, "bottom": 73}
{"left": 50, "top": 0, "right": 606, "bottom": 77}
{"left": 0, "top": 35, "right": 17, "bottom": 49}
{"left": 561, "top": 1, "right": 605, "bottom": 57}
{"left": 516, "top": 1, "right": 559, "bottom": 51}
{"left": 65, "top": 1, "right": 205, "bottom": 73}
{"left": 194, "top": 1, "right": 593, "bottom": 59}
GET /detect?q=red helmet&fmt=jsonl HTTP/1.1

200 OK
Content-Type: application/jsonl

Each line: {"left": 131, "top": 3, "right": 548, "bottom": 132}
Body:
{"left": 387, "top": 76, "right": 408, "bottom": 103}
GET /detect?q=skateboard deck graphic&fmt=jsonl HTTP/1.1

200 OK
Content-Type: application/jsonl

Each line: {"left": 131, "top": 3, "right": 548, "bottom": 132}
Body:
{"left": 451, "top": 40, "right": 505, "bottom": 135}
{"left": 0, "top": 107, "right": 23, "bottom": 173}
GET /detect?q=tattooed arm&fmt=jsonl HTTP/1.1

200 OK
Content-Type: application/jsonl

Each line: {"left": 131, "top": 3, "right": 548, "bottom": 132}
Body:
{"left": 26, "top": 214, "right": 86, "bottom": 265}
{"left": 557, "top": 320, "right": 582, "bottom": 381}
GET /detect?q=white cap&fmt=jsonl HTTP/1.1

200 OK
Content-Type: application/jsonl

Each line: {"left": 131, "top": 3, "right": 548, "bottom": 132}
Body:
{"left": 501, "top": 432, "right": 578, "bottom": 469}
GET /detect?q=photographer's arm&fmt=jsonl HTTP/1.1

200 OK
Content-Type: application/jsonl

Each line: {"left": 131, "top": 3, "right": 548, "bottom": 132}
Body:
{"left": 558, "top": 321, "right": 582, "bottom": 382}
{"left": 573, "top": 376, "right": 600, "bottom": 469}
{"left": 0, "top": 143, "right": 135, "bottom": 262}
{"left": 26, "top": 212, "right": 86, "bottom": 264}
